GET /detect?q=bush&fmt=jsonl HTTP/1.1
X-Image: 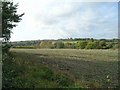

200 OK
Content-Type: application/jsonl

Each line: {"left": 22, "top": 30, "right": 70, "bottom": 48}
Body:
{"left": 2, "top": 43, "right": 11, "bottom": 54}
{"left": 2, "top": 53, "right": 25, "bottom": 88}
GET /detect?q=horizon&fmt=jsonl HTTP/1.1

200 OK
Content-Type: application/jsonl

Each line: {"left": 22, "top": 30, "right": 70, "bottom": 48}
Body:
{"left": 10, "top": 37, "right": 118, "bottom": 42}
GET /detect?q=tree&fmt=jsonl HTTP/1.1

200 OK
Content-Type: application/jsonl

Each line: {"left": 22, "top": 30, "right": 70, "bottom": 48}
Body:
{"left": 64, "top": 42, "right": 75, "bottom": 49}
{"left": 47, "top": 41, "right": 54, "bottom": 49}
{"left": 77, "top": 41, "right": 87, "bottom": 49}
{"left": 40, "top": 41, "right": 47, "bottom": 48}
{"left": 56, "top": 41, "right": 64, "bottom": 49}
{"left": 112, "top": 44, "right": 118, "bottom": 49}
{"left": 2, "top": 1, "right": 24, "bottom": 88}
{"left": 2, "top": 1, "right": 24, "bottom": 41}
{"left": 40, "top": 41, "right": 54, "bottom": 49}
{"left": 2, "top": 0, "right": 24, "bottom": 53}
{"left": 105, "top": 43, "right": 113, "bottom": 49}
{"left": 93, "top": 41, "right": 100, "bottom": 49}
{"left": 85, "top": 42, "right": 96, "bottom": 49}
{"left": 99, "top": 40, "right": 106, "bottom": 49}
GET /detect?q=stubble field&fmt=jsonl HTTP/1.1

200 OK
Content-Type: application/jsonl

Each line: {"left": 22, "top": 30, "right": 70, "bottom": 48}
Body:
{"left": 10, "top": 49, "right": 118, "bottom": 88}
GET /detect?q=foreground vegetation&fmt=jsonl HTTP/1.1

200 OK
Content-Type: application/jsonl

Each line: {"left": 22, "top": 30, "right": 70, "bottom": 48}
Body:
{"left": 4, "top": 49, "right": 118, "bottom": 88}
{"left": 3, "top": 52, "right": 75, "bottom": 88}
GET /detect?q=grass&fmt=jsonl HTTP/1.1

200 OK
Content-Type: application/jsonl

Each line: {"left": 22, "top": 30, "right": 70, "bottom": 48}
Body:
{"left": 10, "top": 49, "right": 118, "bottom": 88}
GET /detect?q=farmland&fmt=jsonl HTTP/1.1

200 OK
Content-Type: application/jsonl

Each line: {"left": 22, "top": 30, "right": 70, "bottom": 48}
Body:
{"left": 10, "top": 49, "right": 118, "bottom": 88}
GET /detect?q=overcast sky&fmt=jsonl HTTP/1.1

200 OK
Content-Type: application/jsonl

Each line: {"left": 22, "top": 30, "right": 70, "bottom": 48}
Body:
{"left": 11, "top": 0, "right": 118, "bottom": 41}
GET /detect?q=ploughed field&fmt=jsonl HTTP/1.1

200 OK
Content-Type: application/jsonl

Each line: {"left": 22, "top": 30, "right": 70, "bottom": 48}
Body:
{"left": 11, "top": 49, "right": 118, "bottom": 88}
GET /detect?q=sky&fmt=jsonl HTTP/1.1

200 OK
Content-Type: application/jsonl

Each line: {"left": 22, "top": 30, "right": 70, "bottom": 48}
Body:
{"left": 10, "top": 0, "right": 118, "bottom": 41}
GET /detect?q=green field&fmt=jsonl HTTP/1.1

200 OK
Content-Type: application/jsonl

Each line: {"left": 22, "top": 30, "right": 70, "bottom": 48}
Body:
{"left": 10, "top": 49, "right": 118, "bottom": 88}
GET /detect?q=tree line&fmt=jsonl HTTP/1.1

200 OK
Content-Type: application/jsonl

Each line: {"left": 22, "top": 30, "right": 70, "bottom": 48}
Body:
{"left": 12, "top": 39, "right": 119, "bottom": 49}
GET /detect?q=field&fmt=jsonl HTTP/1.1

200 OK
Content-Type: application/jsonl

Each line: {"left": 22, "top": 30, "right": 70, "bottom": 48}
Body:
{"left": 10, "top": 49, "right": 118, "bottom": 88}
